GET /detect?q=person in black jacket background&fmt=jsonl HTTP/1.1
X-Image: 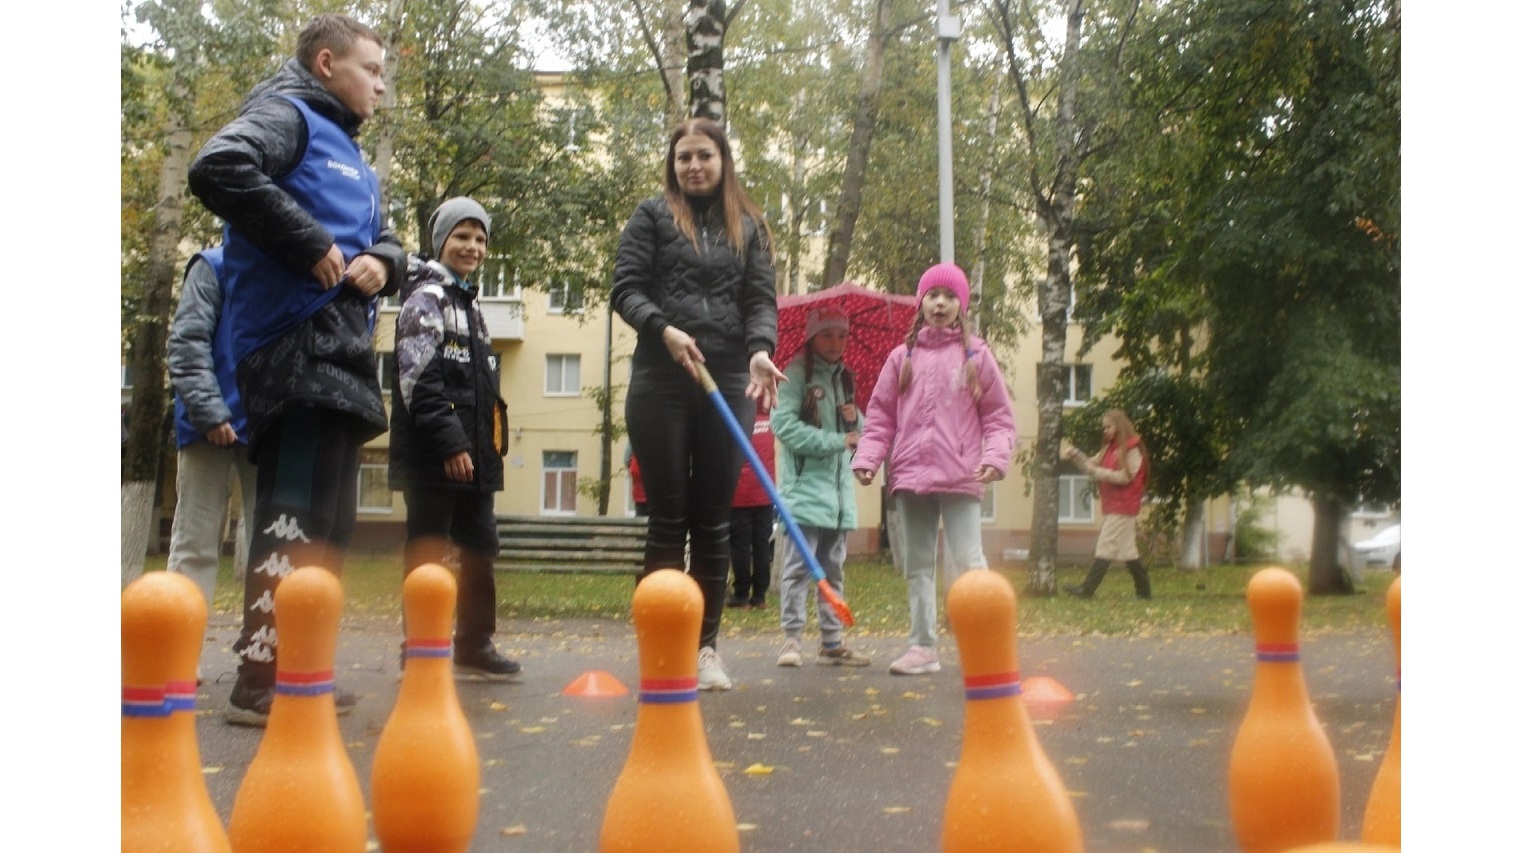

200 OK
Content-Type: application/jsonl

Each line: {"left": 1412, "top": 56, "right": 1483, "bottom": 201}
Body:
{"left": 187, "top": 13, "right": 405, "bottom": 726}
{"left": 390, "top": 197, "right": 518, "bottom": 680}
{"left": 611, "top": 117, "right": 783, "bottom": 692}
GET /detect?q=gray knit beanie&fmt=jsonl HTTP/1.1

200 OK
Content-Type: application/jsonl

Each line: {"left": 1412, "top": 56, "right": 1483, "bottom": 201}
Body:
{"left": 428, "top": 197, "right": 492, "bottom": 256}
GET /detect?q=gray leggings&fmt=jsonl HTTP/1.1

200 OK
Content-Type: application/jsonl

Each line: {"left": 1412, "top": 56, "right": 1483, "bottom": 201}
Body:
{"left": 893, "top": 491, "right": 988, "bottom": 648}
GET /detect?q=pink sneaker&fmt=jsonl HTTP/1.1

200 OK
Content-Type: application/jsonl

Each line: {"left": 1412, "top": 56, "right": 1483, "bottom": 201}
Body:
{"left": 888, "top": 645, "right": 941, "bottom": 675}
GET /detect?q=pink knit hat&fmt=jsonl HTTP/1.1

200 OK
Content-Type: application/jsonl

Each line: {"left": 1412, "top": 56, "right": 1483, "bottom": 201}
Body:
{"left": 805, "top": 305, "right": 850, "bottom": 341}
{"left": 916, "top": 262, "right": 970, "bottom": 310}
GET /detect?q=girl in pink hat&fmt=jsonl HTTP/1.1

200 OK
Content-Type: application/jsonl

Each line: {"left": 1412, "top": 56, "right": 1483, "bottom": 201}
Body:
{"left": 852, "top": 263, "right": 1017, "bottom": 675}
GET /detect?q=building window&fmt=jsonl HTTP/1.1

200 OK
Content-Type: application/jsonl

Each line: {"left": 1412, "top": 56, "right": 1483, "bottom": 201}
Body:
{"left": 980, "top": 485, "right": 995, "bottom": 521}
{"left": 121, "top": 363, "right": 135, "bottom": 389}
{"left": 1058, "top": 475, "right": 1095, "bottom": 523}
{"left": 476, "top": 260, "right": 518, "bottom": 300}
{"left": 545, "top": 354, "right": 581, "bottom": 395}
{"left": 376, "top": 352, "right": 396, "bottom": 396}
{"left": 543, "top": 451, "right": 577, "bottom": 514}
{"left": 1064, "top": 364, "right": 1093, "bottom": 405}
{"left": 358, "top": 449, "right": 392, "bottom": 513}
{"left": 548, "top": 281, "right": 584, "bottom": 315}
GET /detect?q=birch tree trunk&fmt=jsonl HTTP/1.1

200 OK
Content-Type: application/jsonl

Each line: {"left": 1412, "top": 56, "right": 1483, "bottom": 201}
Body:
{"left": 686, "top": 0, "right": 728, "bottom": 124}
{"left": 372, "top": 0, "right": 407, "bottom": 209}
{"left": 1024, "top": 1, "right": 1085, "bottom": 596}
{"left": 122, "top": 71, "right": 196, "bottom": 586}
{"left": 1179, "top": 493, "right": 1207, "bottom": 571}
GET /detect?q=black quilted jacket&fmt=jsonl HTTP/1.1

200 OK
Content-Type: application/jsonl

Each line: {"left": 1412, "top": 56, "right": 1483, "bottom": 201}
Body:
{"left": 610, "top": 196, "right": 777, "bottom": 395}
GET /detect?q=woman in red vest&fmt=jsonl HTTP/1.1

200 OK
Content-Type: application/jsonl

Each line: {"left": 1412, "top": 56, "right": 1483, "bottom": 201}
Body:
{"left": 1062, "top": 408, "right": 1152, "bottom": 600}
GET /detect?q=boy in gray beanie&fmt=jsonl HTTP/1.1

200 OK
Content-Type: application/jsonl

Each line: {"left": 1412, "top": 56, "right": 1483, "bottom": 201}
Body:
{"left": 390, "top": 196, "right": 520, "bottom": 679}
{"left": 429, "top": 196, "right": 491, "bottom": 258}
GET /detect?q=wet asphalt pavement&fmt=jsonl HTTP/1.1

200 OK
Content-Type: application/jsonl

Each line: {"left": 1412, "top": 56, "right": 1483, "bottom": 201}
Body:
{"left": 189, "top": 608, "right": 1397, "bottom": 852}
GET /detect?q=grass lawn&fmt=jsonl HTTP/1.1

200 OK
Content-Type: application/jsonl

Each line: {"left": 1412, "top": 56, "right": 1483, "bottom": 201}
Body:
{"left": 141, "top": 553, "right": 1398, "bottom": 638}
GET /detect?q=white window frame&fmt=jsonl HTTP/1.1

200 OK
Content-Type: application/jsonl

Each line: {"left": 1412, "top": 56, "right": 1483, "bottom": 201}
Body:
{"left": 542, "top": 450, "right": 578, "bottom": 515}
{"left": 547, "top": 281, "right": 584, "bottom": 315}
{"left": 376, "top": 351, "right": 395, "bottom": 396}
{"left": 1064, "top": 364, "right": 1093, "bottom": 406}
{"left": 544, "top": 353, "right": 582, "bottom": 396}
{"left": 357, "top": 451, "right": 393, "bottom": 514}
{"left": 476, "top": 260, "right": 520, "bottom": 301}
{"left": 1058, "top": 475, "right": 1095, "bottom": 523}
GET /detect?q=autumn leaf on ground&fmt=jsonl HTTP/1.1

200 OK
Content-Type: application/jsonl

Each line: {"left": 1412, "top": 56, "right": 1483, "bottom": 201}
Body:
{"left": 882, "top": 806, "right": 911, "bottom": 814}
{"left": 489, "top": 701, "right": 510, "bottom": 712}
{"left": 917, "top": 717, "right": 943, "bottom": 727}
{"left": 518, "top": 725, "right": 546, "bottom": 734}
{"left": 499, "top": 824, "right": 528, "bottom": 837}
{"left": 742, "top": 763, "right": 775, "bottom": 775}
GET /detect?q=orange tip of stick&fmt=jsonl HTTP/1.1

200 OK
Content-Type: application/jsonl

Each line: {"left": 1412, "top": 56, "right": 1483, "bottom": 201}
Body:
{"left": 818, "top": 581, "right": 855, "bottom": 627}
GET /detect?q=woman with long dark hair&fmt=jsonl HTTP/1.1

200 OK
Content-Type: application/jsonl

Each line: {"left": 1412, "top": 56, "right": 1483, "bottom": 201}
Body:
{"left": 611, "top": 118, "right": 783, "bottom": 691}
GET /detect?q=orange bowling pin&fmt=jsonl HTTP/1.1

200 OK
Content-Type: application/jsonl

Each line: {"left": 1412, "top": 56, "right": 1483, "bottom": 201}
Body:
{"left": 122, "top": 571, "right": 232, "bottom": 853}
{"left": 941, "top": 569, "right": 1082, "bottom": 852}
{"left": 372, "top": 563, "right": 481, "bottom": 853}
{"left": 227, "top": 566, "right": 365, "bottom": 852}
{"left": 1228, "top": 567, "right": 1340, "bottom": 851}
{"left": 1360, "top": 576, "right": 1400, "bottom": 846}
{"left": 600, "top": 568, "right": 738, "bottom": 853}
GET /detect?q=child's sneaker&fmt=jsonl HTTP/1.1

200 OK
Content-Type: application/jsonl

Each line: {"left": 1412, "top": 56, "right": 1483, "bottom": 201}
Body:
{"left": 817, "top": 643, "right": 871, "bottom": 667}
{"left": 697, "top": 646, "right": 733, "bottom": 691}
{"left": 776, "top": 637, "right": 803, "bottom": 667}
{"left": 888, "top": 645, "right": 941, "bottom": 675}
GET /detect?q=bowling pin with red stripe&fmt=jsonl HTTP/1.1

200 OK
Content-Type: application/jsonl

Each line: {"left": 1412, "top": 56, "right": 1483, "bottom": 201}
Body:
{"left": 372, "top": 563, "right": 481, "bottom": 853}
{"left": 122, "top": 571, "right": 231, "bottom": 852}
{"left": 1228, "top": 567, "right": 1339, "bottom": 851}
{"left": 1361, "top": 575, "right": 1401, "bottom": 845}
{"left": 942, "top": 569, "right": 1082, "bottom": 852}
{"left": 228, "top": 566, "right": 366, "bottom": 852}
{"left": 600, "top": 568, "right": 738, "bottom": 853}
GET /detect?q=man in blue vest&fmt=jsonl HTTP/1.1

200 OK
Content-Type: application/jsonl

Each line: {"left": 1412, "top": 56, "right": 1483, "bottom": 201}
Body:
{"left": 188, "top": 13, "right": 405, "bottom": 726}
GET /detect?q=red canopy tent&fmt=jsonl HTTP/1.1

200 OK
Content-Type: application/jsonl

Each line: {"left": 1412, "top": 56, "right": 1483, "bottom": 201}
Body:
{"left": 775, "top": 281, "right": 919, "bottom": 413}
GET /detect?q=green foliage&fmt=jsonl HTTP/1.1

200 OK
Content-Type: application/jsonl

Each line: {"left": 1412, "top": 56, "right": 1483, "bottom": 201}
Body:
{"left": 1073, "top": 0, "right": 1400, "bottom": 525}
{"left": 1232, "top": 496, "right": 1282, "bottom": 561}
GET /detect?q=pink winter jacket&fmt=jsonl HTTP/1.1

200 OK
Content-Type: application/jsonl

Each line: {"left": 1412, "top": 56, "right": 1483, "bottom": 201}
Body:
{"left": 852, "top": 325, "right": 1017, "bottom": 498}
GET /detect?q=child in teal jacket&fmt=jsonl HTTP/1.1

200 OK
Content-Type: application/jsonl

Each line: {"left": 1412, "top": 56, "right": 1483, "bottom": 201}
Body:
{"left": 771, "top": 306, "right": 870, "bottom": 667}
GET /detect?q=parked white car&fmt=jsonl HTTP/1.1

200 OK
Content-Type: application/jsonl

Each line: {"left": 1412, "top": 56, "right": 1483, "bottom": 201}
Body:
{"left": 1351, "top": 524, "right": 1401, "bottom": 571}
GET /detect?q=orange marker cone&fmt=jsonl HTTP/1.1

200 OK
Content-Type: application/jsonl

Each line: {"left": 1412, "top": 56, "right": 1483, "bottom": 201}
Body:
{"left": 372, "top": 564, "right": 481, "bottom": 852}
{"left": 1228, "top": 567, "right": 1340, "bottom": 852}
{"left": 1021, "top": 675, "right": 1075, "bottom": 720}
{"left": 565, "top": 670, "right": 630, "bottom": 698}
{"left": 941, "top": 570, "right": 1083, "bottom": 852}
{"left": 227, "top": 566, "right": 366, "bottom": 852}
{"left": 1360, "top": 576, "right": 1400, "bottom": 846}
{"left": 600, "top": 569, "right": 738, "bottom": 853}
{"left": 122, "top": 571, "right": 231, "bottom": 853}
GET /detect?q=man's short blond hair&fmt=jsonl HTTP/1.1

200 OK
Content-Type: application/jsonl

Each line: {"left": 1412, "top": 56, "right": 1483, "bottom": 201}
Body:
{"left": 295, "top": 13, "right": 383, "bottom": 71}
